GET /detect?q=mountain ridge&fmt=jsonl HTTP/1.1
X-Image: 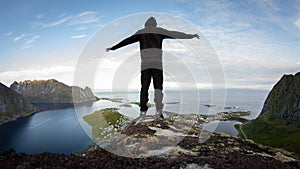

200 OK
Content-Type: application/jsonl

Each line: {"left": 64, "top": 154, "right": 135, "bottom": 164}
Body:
{"left": 242, "top": 72, "right": 300, "bottom": 155}
{"left": 10, "top": 79, "right": 98, "bottom": 103}
{"left": 260, "top": 72, "right": 300, "bottom": 121}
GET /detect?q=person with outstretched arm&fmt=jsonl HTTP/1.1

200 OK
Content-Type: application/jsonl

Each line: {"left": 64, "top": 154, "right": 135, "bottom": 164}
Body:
{"left": 106, "top": 16, "right": 199, "bottom": 118}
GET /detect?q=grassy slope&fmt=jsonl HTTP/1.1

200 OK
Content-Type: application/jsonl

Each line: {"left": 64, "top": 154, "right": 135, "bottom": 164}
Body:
{"left": 243, "top": 113, "right": 300, "bottom": 155}
{"left": 227, "top": 116, "right": 249, "bottom": 123}
{"left": 83, "top": 108, "right": 122, "bottom": 138}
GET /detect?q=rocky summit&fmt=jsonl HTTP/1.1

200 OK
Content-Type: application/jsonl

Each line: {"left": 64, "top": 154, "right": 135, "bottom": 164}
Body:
{"left": 261, "top": 72, "right": 300, "bottom": 121}
{"left": 242, "top": 72, "right": 300, "bottom": 155}
{"left": 1, "top": 115, "right": 299, "bottom": 169}
{"left": 0, "top": 83, "right": 36, "bottom": 125}
{"left": 10, "top": 79, "right": 98, "bottom": 103}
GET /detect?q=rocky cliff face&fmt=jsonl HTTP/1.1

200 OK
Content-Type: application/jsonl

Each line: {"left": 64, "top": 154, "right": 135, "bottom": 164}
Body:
{"left": 0, "top": 83, "right": 36, "bottom": 124}
{"left": 10, "top": 79, "right": 98, "bottom": 103}
{"left": 243, "top": 72, "right": 300, "bottom": 155}
{"left": 261, "top": 72, "right": 300, "bottom": 121}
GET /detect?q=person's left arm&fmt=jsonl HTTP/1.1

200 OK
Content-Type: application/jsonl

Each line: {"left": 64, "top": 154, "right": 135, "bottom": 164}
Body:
{"left": 160, "top": 28, "right": 199, "bottom": 39}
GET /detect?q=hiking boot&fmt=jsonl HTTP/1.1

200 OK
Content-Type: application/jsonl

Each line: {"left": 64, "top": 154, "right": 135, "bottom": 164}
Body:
{"left": 134, "top": 111, "right": 147, "bottom": 125}
{"left": 155, "top": 111, "right": 164, "bottom": 119}
{"left": 140, "top": 111, "right": 147, "bottom": 117}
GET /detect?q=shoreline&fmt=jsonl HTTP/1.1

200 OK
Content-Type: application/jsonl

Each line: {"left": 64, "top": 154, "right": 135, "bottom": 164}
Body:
{"left": 0, "top": 100, "right": 99, "bottom": 126}
{"left": 84, "top": 108, "right": 251, "bottom": 147}
{"left": 1, "top": 117, "right": 298, "bottom": 169}
{"left": 0, "top": 94, "right": 254, "bottom": 155}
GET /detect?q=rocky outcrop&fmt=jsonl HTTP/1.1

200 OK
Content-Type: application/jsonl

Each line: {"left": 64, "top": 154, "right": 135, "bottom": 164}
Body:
{"left": 10, "top": 79, "right": 98, "bottom": 103}
{"left": 261, "top": 72, "right": 300, "bottom": 121}
{"left": 72, "top": 86, "right": 98, "bottom": 103}
{"left": 0, "top": 116, "right": 299, "bottom": 169}
{"left": 242, "top": 72, "right": 300, "bottom": 155}
{"left": 0, "top": 83, "right": 36, "bottom": 125}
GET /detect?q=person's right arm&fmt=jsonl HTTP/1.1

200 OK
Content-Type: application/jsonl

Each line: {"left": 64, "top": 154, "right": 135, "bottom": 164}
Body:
{"left": 106, "top": 34, "right": 139, "bottom": 52}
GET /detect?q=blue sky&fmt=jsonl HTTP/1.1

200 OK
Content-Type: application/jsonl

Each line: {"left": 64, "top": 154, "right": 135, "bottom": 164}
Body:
{"left": 1, "top": 0, "right": 299, "bottom": 90}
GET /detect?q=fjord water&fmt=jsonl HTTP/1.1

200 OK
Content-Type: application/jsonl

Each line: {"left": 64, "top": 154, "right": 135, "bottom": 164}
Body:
{"left": 0, "top": 108, "right": 93, "bottom": 154}
{"left": 0, "top": 89, "right": 269, "bottom": 154}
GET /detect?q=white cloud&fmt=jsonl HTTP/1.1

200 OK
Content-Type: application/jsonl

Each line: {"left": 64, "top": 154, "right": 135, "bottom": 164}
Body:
{"left": 13, "top": 34, "right": 26, "bottom": 42}
{"left": 0, "top": 65, "right": 74, "bottom": 87}
{"left": 70, "top": 34, "right": 86, "bottom": 39}
{"left": 35, "top": 11, "right": 100, "bottom": 29}
{"left": 185, "top": 0, "right": 300, "bottom": 89}
{"left": 68, "top": 11, "right": 99, "bottom": 25}
{"left": 41, "top": 16, "right": 71, "bottom": 28}
{"left": 76, "top": 26, "right": 88, "bottom": 31}
{"left": 295, "top": 16, "right": 300, "bottom": 29}
{"left": 163, "top": 42, "right": 189, "bottom": 54}
{"left": 3, "top": 31, "right": 13, "bottom": 37}
{"left": 36, "top": 14, "right": 43, "bottom": 19}
{"left": 251, "top": 0, "right": 300, "bottom": 35}
{"left": 169, "top": 10, "right": 189, "bottom": 19}
{"left": 13, "top": 9, "right": 297, "bottom": 90}
{"left": 254, "top": 0, "right": 281, "bottom": 11}
{"left": 22, "top": 35, "right": 40, "bottom": 49}
{"left": 196, "top": 82, "right": 212, "bottom": 89}
{"left": 233, "top": 22, "right": 252, "bottom": 29}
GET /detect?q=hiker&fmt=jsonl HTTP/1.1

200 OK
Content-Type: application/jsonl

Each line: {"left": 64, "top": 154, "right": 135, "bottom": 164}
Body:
{"left": 106, "top": 16, "right": 199, "bottom": 118}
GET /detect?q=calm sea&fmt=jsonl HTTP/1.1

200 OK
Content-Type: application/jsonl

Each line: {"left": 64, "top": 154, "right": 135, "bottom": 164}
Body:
{"left": 0, "top": 89, "right": 269, "bottom": 154}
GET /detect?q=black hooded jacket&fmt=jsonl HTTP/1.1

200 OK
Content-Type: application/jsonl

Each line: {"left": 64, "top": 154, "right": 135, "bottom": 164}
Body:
{"left": 110, "top": 17, "right": 196, "bottom": 70}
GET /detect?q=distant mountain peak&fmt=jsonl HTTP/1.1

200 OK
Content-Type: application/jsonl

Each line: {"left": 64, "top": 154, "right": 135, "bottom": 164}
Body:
{"left": 0, "top": 82, "right": 7, "bottom": 89}
{"left": 18, "top": 79, "right": 61, "bottom": 85}
{"left": 242, "top": 72, "right": 300, "bottom": 155}
{"left": 10, "top": 79, "right": 98, "bottom": 104}
{"left": 260, "top": 72, "right": 300, "bottom": 121}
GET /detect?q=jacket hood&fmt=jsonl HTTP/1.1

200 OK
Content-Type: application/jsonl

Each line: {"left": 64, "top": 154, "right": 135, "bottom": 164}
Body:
{"left": 144, "top": 17, "right": 157, "bottom": 27}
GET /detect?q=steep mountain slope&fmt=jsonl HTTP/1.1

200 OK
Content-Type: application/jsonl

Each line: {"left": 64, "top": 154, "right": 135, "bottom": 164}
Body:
{"left": 0, "top": 83, "right": 36, "bottom": 125}
{"left": 260, "top": 72, "right": 300, "bottom": 121}
{"left": 243, "top": 72, "right": 300, "bottom": 154}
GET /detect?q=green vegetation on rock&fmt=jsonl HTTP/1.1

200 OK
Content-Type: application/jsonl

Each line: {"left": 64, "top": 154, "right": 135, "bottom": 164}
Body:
{"left": 219, "top": 111, "right": 250, "bottom": 123}
{"left": 83, "top": 108, "right": 130, "bottom": 142}
{"left": 130, "top": 102, "right": 153, "bottom": 107}
{"left": 241, "top": 72, "right": 300, "bottom": 155}
{"left": 242, "top": 113, "right": 300, "bottom": 155}
{"left": 100, "top": 108, "right": 122, "bottom": 124}
{"left": 227, "top": 116, "right": 249, "bottom": 123}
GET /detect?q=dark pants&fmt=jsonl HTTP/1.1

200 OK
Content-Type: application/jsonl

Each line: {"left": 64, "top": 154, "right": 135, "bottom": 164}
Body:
{"left": 140, "top": 68, "right": 164, "bottom": 112}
